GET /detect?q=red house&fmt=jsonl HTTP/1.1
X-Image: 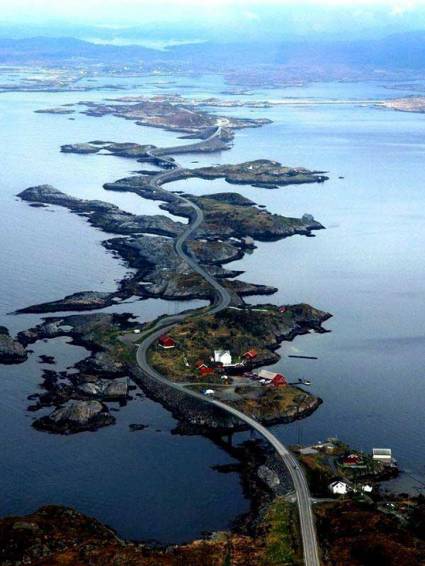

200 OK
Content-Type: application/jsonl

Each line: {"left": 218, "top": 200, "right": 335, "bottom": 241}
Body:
{"left": 158, "top": 335, "right": 176, "bottom": 349}
{"left": 243, "top": 349, "right": 258, "bottom": 360}
{"left": 343, "top": 454, "right": 361, "bottom": 466}
{"left": 200, "top": 366, "right": 214, "bottom": 376}
{"left": 272, "top": 374, "right": 287, "bottom": 387}
{"left": 279, "top": 306, "right": 287, "bottom": 313}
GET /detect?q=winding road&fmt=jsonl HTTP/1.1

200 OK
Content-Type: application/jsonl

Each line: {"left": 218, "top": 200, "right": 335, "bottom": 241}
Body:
{"left": 136, "top": 126, "right": 320, "bottom": 566}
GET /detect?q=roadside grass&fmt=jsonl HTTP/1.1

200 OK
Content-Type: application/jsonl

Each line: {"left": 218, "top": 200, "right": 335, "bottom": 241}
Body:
{"left": 261, "top": 497, "right": 300, "bottom": 565}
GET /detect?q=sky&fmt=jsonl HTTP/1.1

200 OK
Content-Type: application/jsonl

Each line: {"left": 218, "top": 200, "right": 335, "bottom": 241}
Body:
{"left": 2, "top": 0, "right": 425, "bottom": 41}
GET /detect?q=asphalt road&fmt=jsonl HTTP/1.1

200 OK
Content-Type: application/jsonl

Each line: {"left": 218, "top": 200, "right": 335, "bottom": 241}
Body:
{"left": 136, "top": 127, "right": 320, "bottom": 566}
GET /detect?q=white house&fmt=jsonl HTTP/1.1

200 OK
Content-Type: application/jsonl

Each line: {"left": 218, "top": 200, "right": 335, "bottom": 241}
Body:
{"left": 329, "top": 481, "right": 349, "bottom": 495}
{"left": 361, "top": 484, "right": 373, "bottom": 493}
{"left": 214, "top": 350, "right": 232, "bottom": 366}
{"left": 372, "top": 448, "right": 392, "bottom": 462}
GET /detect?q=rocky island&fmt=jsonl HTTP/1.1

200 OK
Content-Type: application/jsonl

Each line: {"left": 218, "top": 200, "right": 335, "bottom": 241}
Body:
{"left": 377, "top": 96, "right": 425, "bottom": 113}
{"left": 148, "top": 304, "right": 330, "bottom": 425}
{"left": 0, "top": 326, "right": 27, "bottom": 364}
{"left": 79, "top": 95, "right": 271, "bottom": 135}
{"left": 17, "top": 185, "right": 322, "bottom": 312}
{"left": 13, "top": 298, "right": 329, "bottom": 434}
{"left": 188, "top": 159, "right": 329, "bottom": 188}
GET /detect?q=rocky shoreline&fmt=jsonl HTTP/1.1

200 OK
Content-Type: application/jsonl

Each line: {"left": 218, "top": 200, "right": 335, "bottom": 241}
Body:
{"left": 16, "top": 185, "right": 323, "bottom": 312}
{"left": 0, "top": 437, "right": 303, "bottom": 565}
{"left": 78, "top": 96, "right": 271, "bottom": 135}
{"left": 11, "top": 301, "right": 329, "bottom": 435}
{"left": 0, "top": 326, "right": 27, "bottom": 364}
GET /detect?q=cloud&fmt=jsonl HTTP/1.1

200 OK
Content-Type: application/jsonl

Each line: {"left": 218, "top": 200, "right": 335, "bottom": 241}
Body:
{"left": 243, "top": 11, "right": 260, "bottom": 21}
{"left": 390, "top": 1, "right": 417, "bottom": 16}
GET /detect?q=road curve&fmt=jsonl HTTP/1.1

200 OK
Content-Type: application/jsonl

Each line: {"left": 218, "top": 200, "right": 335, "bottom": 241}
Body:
{"left": 136, "top": 127, "right": 320, "bottom": 566}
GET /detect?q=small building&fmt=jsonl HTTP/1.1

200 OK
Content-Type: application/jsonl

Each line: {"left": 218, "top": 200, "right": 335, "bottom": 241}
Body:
{"left": 279, "top": 306, "right": 287, "bottom": 313}
{"left": 200, "top": 366, "right": 214, "bottom": 376}
{"left": 372, "top": 448, "right": 392, "bottom": 462}
{"left": 329, "top": 481, "right": 349, "bottom": 495}
{"left": 361, "top": 484, "right": 373, "bottom": 493}
{"left": 158, "top": 335, "right": 176, "bottom": 349}
{"left": 214, "top": 350, "right": 232, "bottom": 366}
{"left": 343, "top": 454, "right": 362, "bottom": 466}
{"left": 299, "top": 447, "right": 318, "bottom": 456}
{"left": 258, "top": 370, "right": 287, "bottom": 386}
{"left": 243, "top": 349, "right": 257, "bottom": 360}
{"left": 204, "top": 389, "right": 215, "bottom": 396}
{"left": 195, "top": 360, "right": 208, "bottom": 370}
{"left": 272, "top": 374, "right": 287, "bottom": 387}
{"left": 258, "top": 369, "right": 278, "bottom": 382}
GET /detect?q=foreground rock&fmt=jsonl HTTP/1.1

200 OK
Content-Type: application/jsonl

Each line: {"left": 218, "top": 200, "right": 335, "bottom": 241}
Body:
{"left": 0, "top": 326, "right": 27, "bottom": 364}
{"left": 0, "top": 437, "right": 301, "bottom": 565}
{"left": 33, "top": 400, "right": 115, "bottom": 434}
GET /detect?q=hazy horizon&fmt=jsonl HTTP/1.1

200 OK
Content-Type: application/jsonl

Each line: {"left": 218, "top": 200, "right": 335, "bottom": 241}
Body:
{"left": 2, "top": 0, "right": 425, "bottom": 43}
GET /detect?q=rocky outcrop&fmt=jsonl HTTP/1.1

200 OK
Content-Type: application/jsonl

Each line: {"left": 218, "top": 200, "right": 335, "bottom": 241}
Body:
{"left": 162, "top": 192, "right": 325, "bottom": 241}
{"left": 15, "top": 291, "right": 117, "bottom": 314}
{"left": 80, "top": 96, "right": 271, "bottom": 135}
{"left": 35, "top": 107, "right": 75, "bottom": 115}
{"left": 33, "top": 400, "right": 115, "bottom": 434}
{"left": 258, "top": 465, "right": 281, "bottom": 489}
{"left": 17, "top": 313, "right": 126, "bottom": 347}
{"left": 18, "top": 185, "right": 184, "bottom": 238}
{"left": 191, "top": 159, "right": 329, "bottom": 187}
{"left": 0, "top": 326, "right": 27, "bottom": 364}
{"left": 61, "top": 141, "right": 155, "bottom": 157}
{"left": 104, "top": 235, "right": 266, "bottom": 302}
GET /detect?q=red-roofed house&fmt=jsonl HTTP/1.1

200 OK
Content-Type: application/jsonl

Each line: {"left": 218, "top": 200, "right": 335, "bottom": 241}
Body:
{"left": 243, "top": 349, "right": 258, "bottom": 360}
{"left": 343, "top": 454, "right": 361, "bottom": 466}
{"left": 200, "top": 366, "right": 214, "bottom": 376}
{"left": 279, "top": 306, "right": 287, "bottom": 313}
{"left": 158, "top": 335, "right": 176, "bottom": 349}
{"left": 272, "top": 374, "right": 287, "bottom": 387}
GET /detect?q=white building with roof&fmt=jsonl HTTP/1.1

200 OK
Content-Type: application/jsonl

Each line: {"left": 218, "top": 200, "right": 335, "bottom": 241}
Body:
{"left": 329, "top": 481, "right": 349, "bottom": 495}
{"left": 372, "top": 448, "right": 392, "bottom": 462}
{"left": 214, "top": 350, "right": 232, "bottom": 366}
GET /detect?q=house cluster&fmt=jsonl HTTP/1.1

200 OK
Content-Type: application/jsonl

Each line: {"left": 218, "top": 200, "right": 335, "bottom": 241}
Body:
{"left": 157, "top": 337, "right": 289, "bottom": 388}
{"left": 329, "top": 480, "right": 373, "bottom": 496}
{"left": 342, "top": 452, "right": 366, "bottom": 468}
{"left": 194, "top": 349, "right": 260, "bottom": 376}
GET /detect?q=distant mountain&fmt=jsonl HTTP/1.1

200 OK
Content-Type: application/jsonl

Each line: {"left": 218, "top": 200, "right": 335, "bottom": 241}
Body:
{"left": 275, "top": 31, "right": 425, "bottom": 70}
{"left": 2, "top": 32, "right": 425, "bottom": 74}
{"left": 0, "top": 36, "right": 160, "bottom": 64}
